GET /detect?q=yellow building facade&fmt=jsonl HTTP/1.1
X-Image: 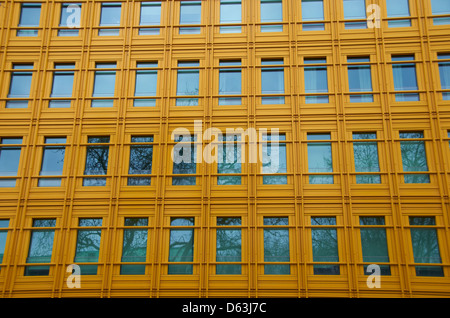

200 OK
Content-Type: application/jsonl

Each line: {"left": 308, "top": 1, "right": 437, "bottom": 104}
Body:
{"left": 0, "top": 0, "right": 449, "bottom": 298}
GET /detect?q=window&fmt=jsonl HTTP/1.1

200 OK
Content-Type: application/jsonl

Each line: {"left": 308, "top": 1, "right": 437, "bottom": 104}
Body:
{"left": 260, "top": 0, "right": 283, "bottom": 32}
{"left": 168, "top": 217, "right": 194, "bottom": 274}
{"left": 121, "top": 218, "right": 148, "bottom": 275}
{"left": 0, "top": 220, "right": 9, "bottom": 266}
{"left": 92, "top": 63, "right": 116, "bottom": 107}
{"left": 219, "top": 60, "right": 242, "bottom": 105}
{"left": 359, "top": 217, "right": 391, "bottom": 275}
{"left": 438, "top": 53, "right": 450, "bottom": 100}
{"left": 99, "top": 3, "right": 121, "bottom": 36}
{"left": 216, "top": 217, "right": 241, "bottom": 274}
{"left": 0, "top": 138, "right": 23, "bottom": 187}
{"left": 301, "top": 0, "right": 324, "bottom": 31}
{"left": 134, "top": 62, "right": 158, "bottom": 107}
{"left": 38, "top": 137, "right": 66, "bottom": 187}
{"left": 128, "top": 136, "right": 153, "bottom": 186}
{"left": 139, "top": 2, "right": 161, "bottom": 35}
{"left": 431, "top": 0, "right": 450, "bottom": 25}
{"left": 25, "top": 219, "right": 56, "bottom": 276}
{"left": 49, "top": 64, "right": 75, "bottom": 108}
{"left": 74, "top": 218, "right": 102, "bottom": 275}
{"left": 17, "top": 3, "right": 41, "bottom": 36}
{"left": 386, "top": 0, "right": 411, "bottom": 28}
{"left": 263, "top": 217, "right": 290, "bottom": 275}
{"left": 261, "top": 59, "right": 285, "bottom": 105}
{"left": 347, "top": 57, "right": 373, "bottom": 103}
{"left": 58, "top": 3, "right": 81, "bottom": 36}
{"left": 343, "top": 0, "right": 367, "bottom": 29}
{"left": 392, "top": 55, "right": 420, "bottom": 102}
{"left": 307, "top": 133, "right": 333, "bottom": 184}
{"left": 262, "top": 133, "right": 287, "bottom": 184}
{"left": 352, "top": 133, "right": 381, "bottom": 184}
{"left": 399, "top": 132, "right": 430, "bottom": 183}
{"left": 220, "top": 0, "right": 241, "bottom": 33}
{"left": 311, "top": 217, "right": 339, "bottom": 275}
{"left": 83, "top": 136, "right": 110, "bottom": 186}
{"left": 172, "top": 134, "right": 196, "bottom": 185}
{"left": 218, "top": 134, "right": 241, "bottom": 185}
{"left": 6, "top": 64, "right": 33, "bottom": 109}
{"left": 304, "top": 58, "right": 328, "bottom": 104}
{"left": 176, "top": 61, "right": 199, "bottom": 106}
{"left": 179, "top": 1, "right": 201, "bottom": 34}
{"left": 409, "top": 217, "right": 443, "bottom": 277}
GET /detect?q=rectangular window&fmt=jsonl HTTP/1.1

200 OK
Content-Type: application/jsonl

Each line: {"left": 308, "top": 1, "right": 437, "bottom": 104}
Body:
{"left": 49, "top": 64, "right": 75, "bottom": 108}
{"left": 38, "top": 137, "right": 66, "bottom": 187}
{"left": 139, "top": 2, "right": 161, "bottom": 35}
{"left": 220, "top": 0, "right": 241, "bottom": 33}
{"left": 431, "top": 0, "right": 450, "bottom": 25}
{"left": 134, "top": 62, "right": 158, "bottom": 107}
{"left": 92, "top": 63, "right": 116, "bottom": 108}
{"left": 168, "top": 217, "right": 194, "bottom": 275}
{"left": 409, "top": 217, "right": 443, "bottom": 277}
{"left": 262, "top": 133, "right": 287, "bottom": 184}
{"left": 260, "top": 0, "right": 283, "bottom": 32}
{"left": 99, "top": 3, "right": 121, "bottom": 36}
{"left": 121, "top": 218, "right": 148, "bottom": 275}
{"left": 263, "top": 217, "right": 290, "bottom": 275}
{"left": 261, "top": 59, "right": 285, "bottom": 105}
{"left": 0, "top": 220, "right": 9, "bottom": 265}
{"left": 216, "top": 217, "right": 241, "bottom": 274}
{"left": 392, "top": 55, "right": 420, "bottom": 102}
{"left": 343, "top": 0, "right": 367, "bottom": 29}
{"left": 179, "top": 1, "right": 201, "bottom": 34}
{"left": 307, "top": 133, "right": 333, "bottom": 184}
{"left": 6, "top": 64, "right": 33, "bottom": 109}
{"left": 359, "top": 217, "right": 391, "bottom": 275}
{"left": 218, "top": 134, "right": 241, "bottom": 185}
{"left": 438, "top": 53, "right": 450, "bottom": 100}
{"left": 74, "top": 218, "right": 102, "bottom": 275}
{"left": 219, "top": 60, "right": 242, "bottom": 106}
{"left": 311, "top": 217, "right": 339, "bottom": 275}
{"left": 128, "top": 136, "right": 153, "bottom": 186}
{"left": 301, "top": 0, "right": 324, "bottom": 31}
{"left": 172, "top": 135, "right": 196, "bottom": 185}
{"left": 347, "top": 57, "right": 373, "bottom": 103}
{"left": 176, "top": 61, "right": 199, "bottom": 106}
{"left": 386, "top": 0, "right": 411, "bottom": 27}
{"left": 400, "top": 132, "right": 430, "bottom": 183}
{"left": 83, "top": 136, "right": 110, "bottom": 186}
{"left": 17, "top": 3, "right": 41, "bottom": 36}
{"left": 58, "top": 3, "right": 81, "bottom": 36}
{"left": 0, "top": 138, "right": 22, "bottom": 187}
{"left": 352, "top": 133, "right": 381, "bottom": 184}
{"left": 25, "top": 219, "right": 56, "bottom": 276}
{"left": 304, "top": 58, "right": 329, "bottom": 104}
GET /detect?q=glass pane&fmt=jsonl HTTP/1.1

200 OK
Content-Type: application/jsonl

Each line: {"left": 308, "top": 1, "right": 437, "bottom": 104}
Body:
{"left": 40, "top": 147, "right": 65, "bottom": 176}
{"left": 220, "top": 1, "right": 241, "bottom": 33}
{"left": 400, "top": 133, "right": 429, "bottom": 183}
{"left": 311, "top": 219, "right": 339, "bottom": 275}
{"left": 219, "top": 69, "right": 241, "bottom": 96}
{"left": 8, "top": 73, "right": 32, "bottom": 98}
{"left": 100, "top": 4, "right": 121, "bottom": 26}
{"left": 93, "top": 72, "right": 116, "bottom": 97}
{"left": 360, "top": 217, "right": 390, "bottom": 275}
{"left": 26, "top": 230, "right": 54, "bottom": 264}
{"left": 302, "top": 0, "right": 324, "bottom": 22}
{"left": 121, "top": 228, "right": 147, "bottom": 275}
{"left": 218, "top": 135, "right": 241, "bottom": 185}
{"left": 0, "top": 148, "right": 21, "bottom": 177}
{"left": 172, "top": 135, "right": 196, "bottom": 185}
{"left": 19, "top": 4, "right": 41, "bottom": 30}
{"left": 264, "top": 227, "right": 290, "bottom": 275}
{"left": 128, "top": 140, "right": 153, "bottom": 186}
{"left": 74, "top": 229, "right": 101, "bottom": 263}
{"left": 0, "top": 230, "right": 7, "bottom": 263}
{"left": 386, "top": 0, "right": 410, "bottom": 17}
{"left": 216, "top": 228, "right": 241, "bottom": 274}
{"left": 353, "top": 133, "right": 381, "bottom": 184}
{"left": 410, "top": 226, "right": 443, "bottom": 276}
{"left": 262, "top": 135, "right": 287, "bottom": 184}
{"left": 438, "top": 58, "right": 450, "bottom": 100}
{"left": 51, "top": 72, "right": 74, "bottom": 97}
{"left": 304, "top": 62, "right": 328, "bottom": 103}
{"left": 343, "top": 0, "right": 367, "bottom": 29}
{"left": 261, "top": 68, "right": 284, "bottom": 104}
{"left": 261, "top": 0, "right": 283, "bottom": 32}
{"left": 140, "top": 2, "right": 161, "bottom": 25}
{"left": 307, "top": 135, "right": 333, "bottom": 184}
{"left": 168, "top": 227, "right": 194, "bottom": 274}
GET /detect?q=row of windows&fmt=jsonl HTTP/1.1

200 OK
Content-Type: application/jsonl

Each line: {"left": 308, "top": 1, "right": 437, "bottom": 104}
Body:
{"left": 14, "top": 0, "right": 450, "bottom": 38}
{"left": 4, "top": 54, "right": 450, "bottom": 109}
{"left": 0, "top": 215, "right": 444, "bottom": 277}
{"left": 1, "top": 130, "right": 448, "bottom": 188}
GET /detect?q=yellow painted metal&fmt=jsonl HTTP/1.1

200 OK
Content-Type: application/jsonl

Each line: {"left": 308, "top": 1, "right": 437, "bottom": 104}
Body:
{"left": 0, "top": 0, "right": 448, "bottom": 298}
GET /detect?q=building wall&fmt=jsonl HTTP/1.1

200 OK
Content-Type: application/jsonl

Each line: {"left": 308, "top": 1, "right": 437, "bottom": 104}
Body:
{"left": 0, "top": 0, "right": 449, "bottom": 297}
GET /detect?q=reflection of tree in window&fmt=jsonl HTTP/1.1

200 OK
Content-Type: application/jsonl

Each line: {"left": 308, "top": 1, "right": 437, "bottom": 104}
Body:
{"left": 172, "top": 135, "right": 196, "bottom": 185}
{"left": 218, "top": 135, "right": 241, "bottom": 185}
{"left": 353, "top": 133, "right": 381, "bottom": 184}
{"left": 216, "top": 217, "right": 241, "bottom": 274}
{"left": 399, "top": 132, "right": 429, "bottom": 183}
{"left": 128, "top": 136, "right": 153, "bottom": 186}
{"left": 83, "top": 137, "right": 109, "bottom": 186}
{"left": 168, "top": 218, "right": 194, "bottom": 274}
{"left": 311, "top": 217, "right": 339, "bottom": 275}
{"left": 263, "top": 217, "right": 289, "bottom": 275}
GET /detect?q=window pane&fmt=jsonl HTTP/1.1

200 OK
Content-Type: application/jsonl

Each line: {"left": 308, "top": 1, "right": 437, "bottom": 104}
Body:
{"left": 262, "top": 134, "right": 287, "bottom": 184}
{"left": 400, "top": 132, "right": 430, "bottom": 183}
{"left": 25, "top": 219, "right": 56, "bottom": 276}
{"left": 304, "top": 59, "right": 328, "bottom": 103}
{"left": 219, "top": 61, "right": 241, "bottom": 105}
{"left": 348, "top": 58, "right": 373, "bottom": 103}
{"left": 176, "top": 62, "right": 199, "bottom": 106}
{"left": 343, "top": 0, "right": 367, "bottom": 29}
{"left": 0, "top": 225, "right": 8, "bottom": 263}
{"left": 220, "top": 0, "right": 241, "bottom": 33}
{"left": 8, "top": 65, "right": 33, "bottom": 108}
{"left": 431, "top": 0, "right": 450, "bottom": 25}
{"left": 218, "top": 135, "right": 241, "bottom": 185}
{"left": 216, "top": 218, "right": 241, "bottom": 274}
{"left": 75, "top": 219, "right": 102, "bottom": 275}
{"left": 39, "top": 138, "right": 66, "bottom": 187}
{"left": 121, "top": 220, "right": 148, "bottom": 275}
{"left": 264, "top": 217, "right": 290, "bottom": 275}
{"left": 139, "top": 2, "right": 161, "bottom": 34}
{"left": 307, "top": 134, "right": 333, "bottom": 184}
{"left": 261, "top": 0, "right": 283, "bottom": 32}
{"left": 179, "top": 1, "right": 201, "bottom": 34}
{"left": 18, "top": 4, "right": 41, "bottom": 36}
{"left": 353, "top": 133, "right": 381, "bottom": 184}
{"left": 311, "top": 217, "right": 339, "bottom": 275}
{"left": 438, "top": 54, "right": 450, "bottom": 100}
{"left": 172, "top": 135, "right": 196, "bottom": 185}
{"left": 360, "top": 217, "right": 390, "bottom": 275}
{"left": 128, "top": 136, "right": 153, "bottom": 186}
{"left": 83, "top": 137, "right": 109, "bottom": 186}
{"left": 392, "top": 56, "right": 419, "bottom": 101}
{"left": 302, "top": 0, "right": 324, "bottom": 30}
{"left": 168, "top": 217, "right": 194, "bottom": 274}
{"left": 409, "top": 217, "right": 443, "bottom": 277}
{"left": 386, "top": 0, "right": 411, "bottom": 27}
{"left": 59, "top": 3, "right": 81, "bottom": 36}
{"left": 100, "top": 4, "right": 121, "bottom": 25}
